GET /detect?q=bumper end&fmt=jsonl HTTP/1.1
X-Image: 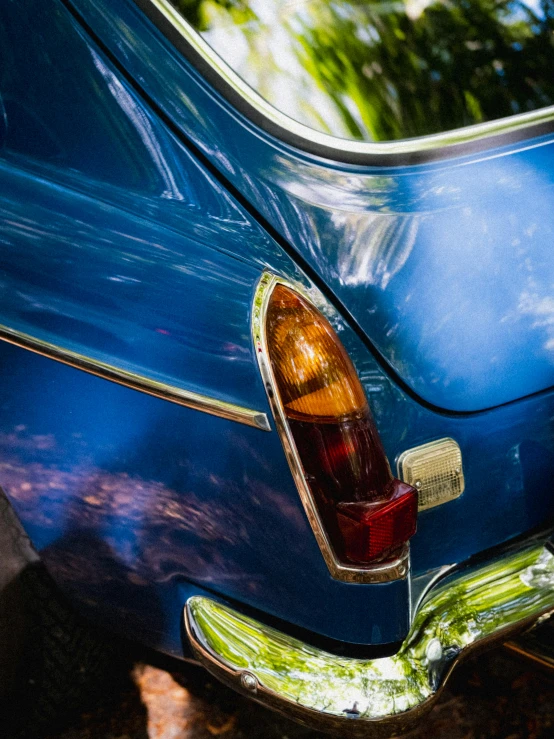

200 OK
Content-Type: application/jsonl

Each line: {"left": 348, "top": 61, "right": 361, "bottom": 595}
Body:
{"left": 185, "top": 537, "right": 554, "bottom": 736}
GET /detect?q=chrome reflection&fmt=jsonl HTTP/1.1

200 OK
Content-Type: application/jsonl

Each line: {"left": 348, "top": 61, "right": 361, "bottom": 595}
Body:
{"left": 0, "top": 324, "right": 270, "bottom": 431}
{"left": 186, "top": 535, "right": 554, "bottom": 735}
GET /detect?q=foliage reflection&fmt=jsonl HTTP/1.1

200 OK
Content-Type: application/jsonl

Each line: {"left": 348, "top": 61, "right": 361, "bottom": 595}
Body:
{"left": 171, "top": 0, "right": 554, "bottom": 141}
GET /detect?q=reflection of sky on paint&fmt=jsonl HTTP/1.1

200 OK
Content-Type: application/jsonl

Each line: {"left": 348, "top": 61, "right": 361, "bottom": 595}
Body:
{"left": 518, "top": 293, "right": 554, "bottom": 352}
{"left": 332, "top": 211, "right": 420, "bottom": 289}
{"left": 90, "top": 49, "right": 185, "bottom": 201}
{"left": 279, "top": 146, "right": 554, "bottom": 407}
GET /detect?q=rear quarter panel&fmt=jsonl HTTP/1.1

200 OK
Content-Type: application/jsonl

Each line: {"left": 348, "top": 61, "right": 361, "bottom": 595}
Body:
{"left": 0, "top": 0, "right": 412, "bottom": 653}
{"left": 1, "top": 0, "right": 553, "bottom": 658}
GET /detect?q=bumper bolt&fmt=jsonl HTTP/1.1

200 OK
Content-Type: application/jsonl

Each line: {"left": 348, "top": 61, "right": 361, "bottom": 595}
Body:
{"left": 426, "top": 638, "right": 443, "bottom": 662}
{"left": 240, "top": 671, "right": 258, "bottom": 693}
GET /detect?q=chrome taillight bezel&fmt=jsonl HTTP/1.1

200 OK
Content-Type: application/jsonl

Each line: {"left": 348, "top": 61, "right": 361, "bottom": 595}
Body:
{"left": 252, "top": 271, "right": 410, "bottom": 583}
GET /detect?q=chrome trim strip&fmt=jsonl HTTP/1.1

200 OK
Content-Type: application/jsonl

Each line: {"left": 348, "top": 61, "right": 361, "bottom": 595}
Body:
{"left": 251, "top": 271, "right": 409, "bottom": 583}
{"left": 0, "top": 324, "right": 271, "bottom": 431}
{"left": 185, "top": 533, "right": 554, "bottom": 736}
{"left": 142, "top": 0, "right": 554, "bottom": 161}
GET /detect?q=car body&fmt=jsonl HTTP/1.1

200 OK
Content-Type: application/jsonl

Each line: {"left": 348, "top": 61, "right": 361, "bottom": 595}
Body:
{"left": 1, "top": 0, "right": 554, "bottom": 733}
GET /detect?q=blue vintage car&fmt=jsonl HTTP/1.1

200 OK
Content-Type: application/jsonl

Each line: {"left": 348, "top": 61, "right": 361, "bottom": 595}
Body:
{"left": 1, "top": 0, "right": 554, "bottom": 734}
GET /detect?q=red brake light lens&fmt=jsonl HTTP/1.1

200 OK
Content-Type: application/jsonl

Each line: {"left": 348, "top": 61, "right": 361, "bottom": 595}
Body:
{"left": 266, "top": 284, "right": 417, "bottom": 566}
{"left": 336, "top": 482, "right": 418, "bottom": 563}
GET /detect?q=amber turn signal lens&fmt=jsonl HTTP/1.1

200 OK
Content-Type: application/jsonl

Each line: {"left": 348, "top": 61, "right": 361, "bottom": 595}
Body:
{"left": 266, "top": 284, "right": 368, "bottom": 421}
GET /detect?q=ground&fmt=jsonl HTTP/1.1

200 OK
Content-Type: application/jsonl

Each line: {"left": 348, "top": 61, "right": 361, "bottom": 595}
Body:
{"left": 45, "top": 647, "right": 554, "bottom": 739}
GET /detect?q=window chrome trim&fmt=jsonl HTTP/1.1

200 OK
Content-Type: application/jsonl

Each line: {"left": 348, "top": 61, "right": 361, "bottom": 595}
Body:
{"left": 137, "top": 0, "right": 554, "bottom": 164}
{"left": 0, "top": 324, "right": 271, "bottom": 431}
{"left": 252, "top": 271, "right": 409, "bottom": 583}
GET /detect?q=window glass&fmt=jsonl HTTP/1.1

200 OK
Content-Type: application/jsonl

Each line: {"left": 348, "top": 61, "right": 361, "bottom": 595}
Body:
{"left": 170, "top": 0, "right": 554, "bottom": 142}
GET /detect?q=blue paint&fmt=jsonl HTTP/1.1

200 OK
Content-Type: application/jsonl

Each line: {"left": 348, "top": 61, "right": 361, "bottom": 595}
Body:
{"left": 0, "top": 0, "right": 552, "bottom": 659}
{"left": 0, "top": 161, "right": 268, "bottom": 411}
{"left": 67, "top": 0, "right": 554, "bottom": 413}
{"left": 0, "top": 341, "right": 409, "bottom": 652}
{"left": 0, "top": 0, "right": 410, "bottom": 650}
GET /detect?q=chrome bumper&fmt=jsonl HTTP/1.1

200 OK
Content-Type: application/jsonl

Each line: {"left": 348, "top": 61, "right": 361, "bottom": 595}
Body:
{"left": 185, "top": 534, "right": 554, "bottom": 736}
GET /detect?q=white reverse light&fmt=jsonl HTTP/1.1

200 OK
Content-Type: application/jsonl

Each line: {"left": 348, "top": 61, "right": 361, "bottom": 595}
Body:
{"left": 397, "top": 438, "right": 464, "bottom": 511}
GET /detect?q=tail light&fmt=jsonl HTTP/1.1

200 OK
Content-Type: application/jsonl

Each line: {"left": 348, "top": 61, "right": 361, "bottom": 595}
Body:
{"left": 254, "top": 275, "right": 417, "bottom": 580}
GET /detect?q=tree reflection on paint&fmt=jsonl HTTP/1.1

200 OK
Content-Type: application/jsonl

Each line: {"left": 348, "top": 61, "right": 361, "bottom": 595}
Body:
{"left": 171, "top": 0, "right": 554, "bottom": 141}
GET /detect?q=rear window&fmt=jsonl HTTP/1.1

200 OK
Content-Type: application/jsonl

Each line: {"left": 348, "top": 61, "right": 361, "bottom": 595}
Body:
{"left": 170, "top": 0, "right": 554, "bottom": 143}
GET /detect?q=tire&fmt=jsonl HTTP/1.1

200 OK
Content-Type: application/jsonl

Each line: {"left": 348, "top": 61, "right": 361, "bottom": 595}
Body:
{"left": 0, "top": 491, "right": 119, "bottom": 737}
